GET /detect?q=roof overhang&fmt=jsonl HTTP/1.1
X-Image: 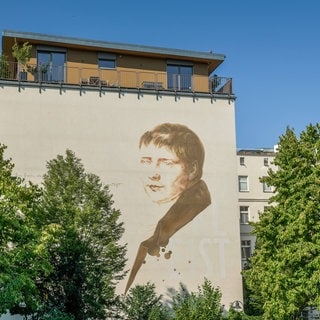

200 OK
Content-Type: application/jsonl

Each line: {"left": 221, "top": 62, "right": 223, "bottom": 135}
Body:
{"left": 2, "top": 30, "right": 225, "bottom": 73}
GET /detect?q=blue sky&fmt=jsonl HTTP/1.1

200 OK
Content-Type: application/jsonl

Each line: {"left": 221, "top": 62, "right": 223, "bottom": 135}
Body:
{"left": 1, "top": 0, "right": 319, "bottom": 148}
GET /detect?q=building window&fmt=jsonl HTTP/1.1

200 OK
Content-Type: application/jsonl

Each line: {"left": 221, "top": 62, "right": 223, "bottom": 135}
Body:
{"left": 241, "top": 240, "right": 252, "bottom": 268}
{"left": 36, "top": 49, "right": 66, "bottom": 82}
{"left": 240, "top": 157, "right": 245, "bottom": 166}
{"left": 238, "top": 176, "right": 249, "bottom": 192}
{"left": 167, "top": 63, "right": 193, "bottom": 91}
{"left": 264, "top": 157, "right": 269, "bottom": 166}
{"left": 263, "top": 181, "right": 273, "bottom": 193}
{"left": 241, "top": 240, "right": 251, "bottom": 259}
{"left": 98, "top": 53, "right": 116, "bottom": 69}
{"left": 240, "top": 206, "right": 249, "bottom": 224}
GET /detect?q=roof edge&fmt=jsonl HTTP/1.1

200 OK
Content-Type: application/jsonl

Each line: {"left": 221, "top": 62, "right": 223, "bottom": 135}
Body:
{"left": 2, "top": 29, "right": 226, "bottom": 61}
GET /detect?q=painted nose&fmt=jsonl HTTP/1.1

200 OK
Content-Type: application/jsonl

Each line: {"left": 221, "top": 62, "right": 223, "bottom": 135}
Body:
{"left": 149, "top": 173, "right": 160, "bottom": 181}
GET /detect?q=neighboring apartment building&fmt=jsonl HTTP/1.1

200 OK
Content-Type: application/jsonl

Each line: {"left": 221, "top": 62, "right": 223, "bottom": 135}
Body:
{"left": 237, "top": 148, "right": 277, "bottom": 269}
{"left": 0, "top": 30, "right": 242, "bottom": 318}
{"left": 237, "top": 149, "right": 320, "bottom": 320}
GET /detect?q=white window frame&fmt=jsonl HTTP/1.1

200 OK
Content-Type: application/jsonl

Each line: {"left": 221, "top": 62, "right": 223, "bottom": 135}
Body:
{"left": 241, "top": 240, "right": 252, "bottom": 268}
{"left": 240, "top": 156, "right": 245, "bottom": 166}
{"left": 238, "top": 176, "right": 249, "bottom": 192}
{"left": 241, "top": 240, "right": 251, "bottom": 259}
{"left": 240, "top": 206, "right": 249, "bottom": 224}
{"left": 263, "top": 181, "right": 273, "bottom": 193}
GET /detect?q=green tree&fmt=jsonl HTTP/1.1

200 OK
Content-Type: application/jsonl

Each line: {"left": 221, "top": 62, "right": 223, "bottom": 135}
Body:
{"left": 227, "top": 307, "right": 262, "bottom": 320}
{"left": 242, "top": 265, "right": 263, "bottom": 316}
{"left": 244, "top": 124, "right": 320, "bottom": 319}
{"left": 172, "top": 279, "right": 224, "bottom": 320}
{"left": 39, "top": 307, "right": 75, "bottom": 320}
{"left": 0, "top": 144, "right": 51, "bottom": 315}
{"left": 0, "top": 54, "right": 10, "bottom": 79}
{"left": 122, "top": 282, "right": 171, "bottom": 320}
{"left": 34, "top": 150, "right": 127, "bottom": 319}
{"left": 12, "top": 39, "right": 32, "bottom": 73}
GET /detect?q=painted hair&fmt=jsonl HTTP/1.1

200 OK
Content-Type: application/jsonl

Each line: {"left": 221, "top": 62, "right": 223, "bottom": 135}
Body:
{"left": 139, "top": 123, "right": 205, "bottom": 180}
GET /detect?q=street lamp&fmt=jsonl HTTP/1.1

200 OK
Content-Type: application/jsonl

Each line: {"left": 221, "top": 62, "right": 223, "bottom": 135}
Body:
{"left": 231, "top": 300, "right": 243, "bottom": 312}
{"left": 19, "top": 301, "right": 27, "bottom": 320}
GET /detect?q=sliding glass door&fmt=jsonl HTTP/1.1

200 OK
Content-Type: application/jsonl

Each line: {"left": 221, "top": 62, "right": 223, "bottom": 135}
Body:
{"left": 37, "top": 51, "right": 66, "bottom": 82}
{"left": 167, "top": 64, "right": 193, "bottom": 91}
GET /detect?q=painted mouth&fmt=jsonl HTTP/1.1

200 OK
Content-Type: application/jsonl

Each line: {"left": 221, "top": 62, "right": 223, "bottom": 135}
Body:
{"left": 147, "top": 185, "right": 164, "bottom": 192}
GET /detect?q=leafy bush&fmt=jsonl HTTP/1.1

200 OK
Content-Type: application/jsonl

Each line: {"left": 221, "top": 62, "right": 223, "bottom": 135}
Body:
{"left": 121, "top": 282, "right": 171, "bottom": 320}
{"left": 172, "top": 279, "right": 224, "bottom": 320}
{"left": 0, "top": 54, "right": 10, "bottom": 79}
{"left": 39, "top": 308, "right": 75, "bottom": 320}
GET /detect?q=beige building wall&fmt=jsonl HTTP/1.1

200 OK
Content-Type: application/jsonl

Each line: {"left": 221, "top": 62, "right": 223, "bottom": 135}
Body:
{"left": 238, "top": 151, "right": 276, "bottom": 219}
{"left": 237, "top": 150, "right": 276, "bottom": 268}
{"left": 0, "top": 84, "right": 242, "bottom": 307}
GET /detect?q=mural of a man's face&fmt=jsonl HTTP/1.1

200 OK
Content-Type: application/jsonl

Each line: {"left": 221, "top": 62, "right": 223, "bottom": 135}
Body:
{"left": 139, "top": 144, "right": 190, "bottom": 204}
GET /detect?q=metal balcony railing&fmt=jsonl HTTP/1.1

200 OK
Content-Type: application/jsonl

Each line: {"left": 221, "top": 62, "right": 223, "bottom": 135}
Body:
{"left": 0, "top": 61, "right": 233, "bottom": 95}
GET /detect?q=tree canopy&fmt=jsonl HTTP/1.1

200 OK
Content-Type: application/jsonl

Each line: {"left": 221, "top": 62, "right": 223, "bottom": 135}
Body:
{"left": 122, "top": 282, "right": 170, "bottom": 320}
{"left": 172, "top": 279, "right": 224, "bottom": 320}
{"left": 12, "top": 40, "right": 32, "bottom": 66}
{"left": 32, "top": 149, "right": 127, "bottom": 319}
{"left": 0, "top": 144, "right": 51, "bottom": 315}
{"left": 244, "top": 123, "right": 320, "bottom": 319}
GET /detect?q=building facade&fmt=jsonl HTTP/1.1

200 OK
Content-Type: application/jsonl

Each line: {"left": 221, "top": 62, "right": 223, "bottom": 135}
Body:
{"left": 0, "top": 30, "right": 242, "bottom": 317}
{"left": 1, "top": 30, "right": 232, "bottom": 94}
{"left": 237, "top": 148, "right": 277, "bottom": 269}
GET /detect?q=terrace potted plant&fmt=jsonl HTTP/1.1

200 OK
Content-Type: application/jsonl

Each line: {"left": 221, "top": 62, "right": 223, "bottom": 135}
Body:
{"left": 0, "top": 54, "right": 10, "bottom": 79}
{"left": 12, "top": 39, "right": 32, "bottom": 81}
{"left": 26, "top": 62, "right": 49, "bottom": 81}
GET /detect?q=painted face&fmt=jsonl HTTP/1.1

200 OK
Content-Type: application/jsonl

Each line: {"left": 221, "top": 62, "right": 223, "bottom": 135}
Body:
{"left": 139, "top": 144, "right": 190, "bottom": 205}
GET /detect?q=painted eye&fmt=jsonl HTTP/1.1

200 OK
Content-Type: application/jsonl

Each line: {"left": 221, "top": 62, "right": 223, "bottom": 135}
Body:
{"left": 141, "top": 158, "right": 152, "bottom": 165}
{"left": 162, "top": 159, "right": 179, "bottom": 167}
{"left": 162, "top": 160, "right": 175, "bottom": 166}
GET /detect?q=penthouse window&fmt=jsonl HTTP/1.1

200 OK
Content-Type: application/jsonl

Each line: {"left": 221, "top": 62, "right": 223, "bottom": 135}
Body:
{"left": 167, "top": 62, "right": 193, "bottom": 91}
{"left": 98, "top": 53, "right": 116, "bottom": 69}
